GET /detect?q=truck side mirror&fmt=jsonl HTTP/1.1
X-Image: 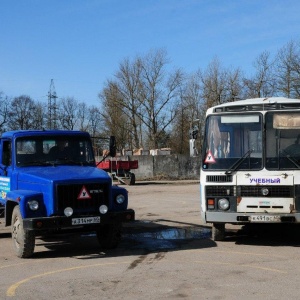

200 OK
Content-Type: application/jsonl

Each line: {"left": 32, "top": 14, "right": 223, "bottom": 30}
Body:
{"left": 109, "top": 136, "right": 116, "bottom": 157}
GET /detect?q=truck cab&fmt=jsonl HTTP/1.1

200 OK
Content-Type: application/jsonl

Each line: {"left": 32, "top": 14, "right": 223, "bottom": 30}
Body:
{"left": 0, "top": 130, "right": 135, "bottom": 258}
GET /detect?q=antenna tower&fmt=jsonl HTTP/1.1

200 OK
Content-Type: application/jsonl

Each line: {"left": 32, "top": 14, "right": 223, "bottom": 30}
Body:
{"left": 48, "top": 79, "right": 58, "bottom": 129}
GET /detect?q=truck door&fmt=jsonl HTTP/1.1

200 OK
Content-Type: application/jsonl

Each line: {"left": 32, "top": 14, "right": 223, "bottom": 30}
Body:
{"left": 0, "top": 139, "right": 12, "bottom": 177}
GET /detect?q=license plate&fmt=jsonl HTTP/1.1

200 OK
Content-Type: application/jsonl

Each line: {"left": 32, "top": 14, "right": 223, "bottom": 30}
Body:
{"left": 249, "top": 215, "right": 281, "bottom": 222}
{"left": 72, "top": 216, "right": 100, "bottom": 225}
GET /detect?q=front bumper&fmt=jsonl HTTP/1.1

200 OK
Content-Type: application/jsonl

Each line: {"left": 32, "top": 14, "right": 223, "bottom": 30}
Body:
{"left": 205, "top": 211, "right": 300, "bottom": 224}
{"left": 23, "top": 209, "right": 135, "bottom": 230}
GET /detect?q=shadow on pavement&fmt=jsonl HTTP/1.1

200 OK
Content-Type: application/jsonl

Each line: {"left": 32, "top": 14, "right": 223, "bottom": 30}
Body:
{"left": 32, "top": 220, "right": 216, "bottom": 259}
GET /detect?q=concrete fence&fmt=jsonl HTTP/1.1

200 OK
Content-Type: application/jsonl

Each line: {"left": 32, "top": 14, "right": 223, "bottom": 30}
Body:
{"left": 98, "top": 155, "right": 201, "bottom": 180}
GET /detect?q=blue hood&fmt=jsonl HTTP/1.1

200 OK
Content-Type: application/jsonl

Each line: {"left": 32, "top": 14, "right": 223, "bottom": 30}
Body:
{"left": 16, "top": 165, "right": 112, "bottom": 185}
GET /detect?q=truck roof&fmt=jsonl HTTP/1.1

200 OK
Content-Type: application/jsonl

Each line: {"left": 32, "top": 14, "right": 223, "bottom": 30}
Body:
{"left": 1, "top": 130, "right": 91, "bottom": 139}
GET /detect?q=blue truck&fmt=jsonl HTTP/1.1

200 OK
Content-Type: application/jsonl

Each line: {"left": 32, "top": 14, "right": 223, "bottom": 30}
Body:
{"left": 0, "top": 130, "right": 135, "bottom": 258}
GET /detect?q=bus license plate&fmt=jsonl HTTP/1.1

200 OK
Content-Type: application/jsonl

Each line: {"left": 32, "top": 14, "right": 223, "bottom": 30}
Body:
{"left": 250, "top": 215, "right": 281, "bottom": 222}
{"left": 72, "top": 216, "right": 100, "bottom": 225}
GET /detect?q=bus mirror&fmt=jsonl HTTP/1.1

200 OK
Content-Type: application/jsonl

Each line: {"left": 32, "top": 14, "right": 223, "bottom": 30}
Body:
{"left": 109, "top": 136, "right": 116, "bottom": 157}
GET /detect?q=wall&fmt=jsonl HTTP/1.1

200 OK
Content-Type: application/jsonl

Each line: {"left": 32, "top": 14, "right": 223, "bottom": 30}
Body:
{"left": 115, "top": 155, "right": 201, "bottom": 180}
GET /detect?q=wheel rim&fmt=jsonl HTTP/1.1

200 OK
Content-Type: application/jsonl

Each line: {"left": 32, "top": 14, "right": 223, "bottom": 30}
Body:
{"left": 12, "top": 216, "right": 21, "bottom": 249}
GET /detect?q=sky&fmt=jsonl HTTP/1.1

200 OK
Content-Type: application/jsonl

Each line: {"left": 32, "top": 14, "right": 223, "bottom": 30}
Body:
{"left": 1, "top": 0, "right": 300, "bottom": 107}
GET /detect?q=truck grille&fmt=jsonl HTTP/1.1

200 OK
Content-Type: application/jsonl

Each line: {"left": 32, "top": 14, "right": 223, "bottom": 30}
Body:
{"left": 56, "top": 183, "right": 109, "bottom": 215}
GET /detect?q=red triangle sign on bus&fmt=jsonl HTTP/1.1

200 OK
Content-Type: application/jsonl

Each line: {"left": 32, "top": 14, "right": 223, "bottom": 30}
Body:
{"left": 77, "top": 185, "right": 92, "bottom": 200}
{"left": 204, "top": 150, "right": 216, "bottom": 164}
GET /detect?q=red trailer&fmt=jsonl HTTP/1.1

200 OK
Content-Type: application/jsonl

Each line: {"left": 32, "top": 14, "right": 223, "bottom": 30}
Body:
{"left": 97, "top": 159, "right": 138, "bottom": 185}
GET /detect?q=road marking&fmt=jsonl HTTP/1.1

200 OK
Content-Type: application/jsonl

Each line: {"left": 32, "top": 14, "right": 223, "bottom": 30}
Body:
{"left": 6, "top": 261, "right": 131, "bottom": 297}
{"left": 195, "top": 260, "right": 287, "bottom": 274}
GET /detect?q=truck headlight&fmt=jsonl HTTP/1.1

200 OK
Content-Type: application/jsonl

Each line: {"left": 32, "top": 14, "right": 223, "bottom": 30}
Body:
{"left": 28, "top": 200, "right": 39, "bottom": 211}
{"left": 64, "top": 207, "right": 73, "bottom": 217}
{"left": 115, "top": 194, "right": 125, "bottom": 204}
{"left": 99, "top": 205, "right": 108, "bottom": 214}
{"left": 218, "top": 198, "right": 230, "bottom": 210}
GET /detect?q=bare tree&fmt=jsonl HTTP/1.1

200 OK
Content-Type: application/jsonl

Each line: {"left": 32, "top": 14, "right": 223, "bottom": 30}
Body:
{"left": 57, "top": 97, "right": 79, "bottom": 130}
{"left": 77, "top": 102, "right": 89, "bottom": 131}
{"left": 8, "top": 95, "right": 36, "bottom": 130}
{"left": 99, "top": 81, "right": 130, "bottom": 151}
{"left": 31, "top": 101, "right": 46, "bottom": 129}
{"left": 198, "top": 57, "right": 228, "bottom": 109}
{"left": 0, "top": 92, "right": 9, "bottom": 133}
{"left": 243, "top": 51, "right": 276, "bottom": 98}
{"left": 138, "top": 49, "right": 184, "bottom": 149}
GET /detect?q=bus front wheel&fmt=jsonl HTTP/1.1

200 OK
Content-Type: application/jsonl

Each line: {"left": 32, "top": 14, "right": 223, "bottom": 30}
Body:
{"left": 212, "top": 223, "right": 225, "bottom": 241}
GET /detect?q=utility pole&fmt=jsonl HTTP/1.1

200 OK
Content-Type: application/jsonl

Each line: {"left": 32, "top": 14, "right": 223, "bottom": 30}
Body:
{"left": 48, "top": 79, "right": 58, "bottom": 129}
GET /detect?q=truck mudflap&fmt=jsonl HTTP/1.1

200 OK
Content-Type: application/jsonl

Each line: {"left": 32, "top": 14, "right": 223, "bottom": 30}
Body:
{"left": 23, "top": 209, "right": 135, "bottom": 230}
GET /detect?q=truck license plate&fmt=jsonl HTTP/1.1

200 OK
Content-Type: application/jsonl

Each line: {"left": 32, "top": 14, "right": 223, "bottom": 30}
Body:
{"left": 72, "top": 216, "right": 100, "bottom": 225}
{"left": 250, "top": 215, "right": 281, "bottom": 222}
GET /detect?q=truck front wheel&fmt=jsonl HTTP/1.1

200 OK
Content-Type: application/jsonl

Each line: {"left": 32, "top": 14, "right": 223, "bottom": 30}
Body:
{"left": 11, "top": 206, "right": 35, "bottom": 258}
{"left": 212, "top": 223, "right": 225, "bottom": 241}
{"left": 96, "top": 223, "right": 122, "bottom": 249}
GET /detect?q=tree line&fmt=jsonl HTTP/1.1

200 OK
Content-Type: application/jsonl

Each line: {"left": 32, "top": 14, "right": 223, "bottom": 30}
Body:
{"left": 1, "top": 40, "right": 300, "bottom": 155}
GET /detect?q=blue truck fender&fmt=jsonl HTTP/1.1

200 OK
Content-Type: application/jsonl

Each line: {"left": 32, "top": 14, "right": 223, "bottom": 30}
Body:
{"left": 5, "top": 190, "right": 46, "bottom": 226}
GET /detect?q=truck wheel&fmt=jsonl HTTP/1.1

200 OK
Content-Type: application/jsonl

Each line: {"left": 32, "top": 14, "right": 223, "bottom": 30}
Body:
{"left": 96, "top": 223, "right": 122, "bottom": 249}
{"left": 212, "top": 223, "right": 225, "bottom": 241}
{"left": 11, "top": 206, "right": 35, "bottom": 258}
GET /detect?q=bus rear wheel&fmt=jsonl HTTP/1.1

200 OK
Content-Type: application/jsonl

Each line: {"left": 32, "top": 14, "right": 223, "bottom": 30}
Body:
{"left": 212, "top": 223, "right": 225, "bottom": 241}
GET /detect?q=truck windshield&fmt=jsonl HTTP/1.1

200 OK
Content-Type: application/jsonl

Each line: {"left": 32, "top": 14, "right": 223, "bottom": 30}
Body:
{"left": 202, "top": 113, "right": 262, "bottom": 171}
{"left": 15, "top": 136, "right": 95, "bottom": 167}
{"left": 266, "top": 112, "right": 300, "bottom": 170}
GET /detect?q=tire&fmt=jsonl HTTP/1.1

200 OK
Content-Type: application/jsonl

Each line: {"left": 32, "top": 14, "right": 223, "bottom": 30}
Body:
{"left": 11, "top": 206, "right": 35, "bottom": 258}
{"left": 212, "top": 223, "right": 225, "bottom": 241}
{"left": 129, "top": 172, "right": 136, "bottom": 185}
{"left": 96, "top": 223, "right": 122, "bottom": 249}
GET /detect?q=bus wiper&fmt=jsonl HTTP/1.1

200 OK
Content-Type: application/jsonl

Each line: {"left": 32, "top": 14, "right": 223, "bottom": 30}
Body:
{"left": 225, "top": 149, "right": 253, "bottom": 175}
{"left": 280, "top": 149, "right": 300, "bottom": 169}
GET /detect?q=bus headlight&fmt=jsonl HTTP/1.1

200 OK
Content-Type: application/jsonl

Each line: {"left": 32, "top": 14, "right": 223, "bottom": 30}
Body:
{"left": 28, "top": 200, "right": 39, "bottom": 211}
{"left": 218, "top": 198, "right": 230, "bottom": 210}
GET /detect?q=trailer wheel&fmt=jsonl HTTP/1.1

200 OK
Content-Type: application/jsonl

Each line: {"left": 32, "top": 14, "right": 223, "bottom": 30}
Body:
{"left": 11, "top": 206, "right": 35, "bottom": 258}
{"left": 96, "top": 223, "right": 122, "bottom": 249}
{"left": 129, "top": 172, "right": 136, "bottom": 185}
{"left": 212, "top": 223, "right": 225, "bottom": 241}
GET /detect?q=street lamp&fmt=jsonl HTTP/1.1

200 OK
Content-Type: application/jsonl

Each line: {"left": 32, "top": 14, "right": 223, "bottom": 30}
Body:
{"left": 189, "top": 119, "right": 200, "bottom": 157}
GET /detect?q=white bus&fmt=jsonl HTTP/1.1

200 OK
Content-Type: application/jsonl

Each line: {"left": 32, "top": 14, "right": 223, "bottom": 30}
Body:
{"left": 200, "top": 97, "right": 300, "bottom": 240}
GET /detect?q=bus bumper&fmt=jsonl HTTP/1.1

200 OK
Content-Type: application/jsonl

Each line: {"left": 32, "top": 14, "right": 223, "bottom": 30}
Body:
{"left": 205, "top": 211, "right": 300, "bottom": 224}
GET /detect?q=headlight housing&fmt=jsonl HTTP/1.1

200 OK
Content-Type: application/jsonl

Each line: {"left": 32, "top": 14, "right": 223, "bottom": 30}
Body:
{"left": 64, "top": 207, "right": 73, "bottom": 217}
{"left": 218, "top": 198, "right": 230, "bottom": 210}
{"left": 27, "top": 200, "right": 39, "bottom": 211}
{"left": 115, "top": 194, "right": 125, "bottom": 204}
{"left": 99, "top": 205, "right": 108, "bottom": 214}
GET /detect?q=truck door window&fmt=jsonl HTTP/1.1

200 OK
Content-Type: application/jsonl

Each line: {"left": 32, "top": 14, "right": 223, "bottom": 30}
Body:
{"left": 2, "top": 141, "right": 11, "bottom": 166}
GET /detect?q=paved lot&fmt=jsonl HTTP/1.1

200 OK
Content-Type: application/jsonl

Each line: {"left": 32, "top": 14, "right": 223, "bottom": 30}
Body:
{"left": 1, "top": 181, "right": 300, "bottom": 299}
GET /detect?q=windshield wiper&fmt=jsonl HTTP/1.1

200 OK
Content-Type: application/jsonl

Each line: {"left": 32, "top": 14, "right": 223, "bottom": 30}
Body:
{"left": 280, "top": 149, "right": 300, "bottom": 169}
{"left": 225, "top": 149, "right": 253, "bottom": 175}
{"left": 19, "top": 160, "right": 53, "bottom": 166}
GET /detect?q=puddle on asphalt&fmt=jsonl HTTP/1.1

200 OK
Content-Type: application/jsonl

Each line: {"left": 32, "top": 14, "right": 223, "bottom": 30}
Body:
{"left": 123, "top": 227, "right": 211, "bottom": 250}
{"left": 134, "top": 227, "right": 211, "bottom": 240}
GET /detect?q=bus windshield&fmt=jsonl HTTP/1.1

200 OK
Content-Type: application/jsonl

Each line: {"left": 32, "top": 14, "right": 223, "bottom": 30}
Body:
{"left": 266, "top": 112, "right": 300, "bottom": 170}
{"left": 202, "top": 113, "right": 262, "bottom": 171}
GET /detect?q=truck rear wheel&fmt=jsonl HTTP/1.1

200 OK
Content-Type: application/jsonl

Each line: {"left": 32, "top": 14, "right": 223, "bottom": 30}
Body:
{"left": 11, "top": 206, "right": 35, "bottom": 258}
{"left": 212, "top": 223, "right": 225, "bottom": 241}
{"left": 96, "top": 223, "right": 122, "bottom": 249}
